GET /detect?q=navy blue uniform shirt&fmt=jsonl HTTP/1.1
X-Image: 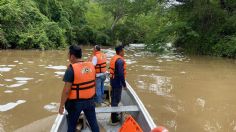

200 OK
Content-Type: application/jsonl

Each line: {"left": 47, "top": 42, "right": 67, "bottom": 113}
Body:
{"left": 110, "top": 58, "right": 126, "bottom": 88}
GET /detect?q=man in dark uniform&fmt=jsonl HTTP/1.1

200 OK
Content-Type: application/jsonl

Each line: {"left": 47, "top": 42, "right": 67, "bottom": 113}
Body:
{"left": 109, "top": 45, "right": 127, "bottom": 125}
{"left": 59, "top": 45, "right": 99, "bottom": 132}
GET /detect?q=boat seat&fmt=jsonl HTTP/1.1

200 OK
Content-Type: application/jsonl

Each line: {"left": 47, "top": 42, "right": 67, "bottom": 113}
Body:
{"left": 95, "top": 105, "right": 139, "bottom": 113}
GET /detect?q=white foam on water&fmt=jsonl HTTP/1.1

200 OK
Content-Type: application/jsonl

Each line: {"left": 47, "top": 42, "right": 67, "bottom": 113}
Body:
{"left": 126, "top": 59, "right": 137, "bottom": 65}
{"left": 0, "top": 100, "right": 26, "bottom": 112}
{"left": 14, "top": 77, "right": 33, "bottom": 81}
{"left": 157, "top": 60, "right": 163, "bottom": 63}
{"left": 180, "top": 71, "right": 186, "bottom": 74}
{"left": 38, "top": 65, "right": 45, "bottom": 67}
{"left": 0, "top": 65, "right": 6, "bottom": 67}
{"left": 39, "top": 74, "right": 44, "bottom": 76}
{"left": 0, "top": 67, "right": 12, "bottom": 72}
{"left": 45, "top": 65, "right": 67, "bottom": 70}
{"left": 22, "top": 88, "right": 29, "bottom": 91}
{"left": 0, "top": 84, "right": 4, "bottom": 87}
{"left": 203, "top": 120, "right": 222, "bottom": 132}
{"left": 138, "top": 81, "right": 143, "bottom": 83}
{"left": 6, "top": 83, "right": 25, "bottom": 88}
{"left": 166, "top": 59, "right": 173, "bottom": 62}
{"left": 4, "top": 79, "right": 13, "bottom": 82}
{"left": 147, "top": 75, "right": 173, "bottom": 96}
{"left": 44, "top": 102, "right": 59, "bottom": 112}
{"left": 18, "top": 62, "right": 23, "bottom": 65}
{"left": 54, "top": 71, "right": 65, "bottom": 75}
{"left": 195, "top": 98, "right": 205, "bottom": 111}
{"left": 7, "top": 65, "right": 16, "bottom": 67}
{"left": 4, "top": 90, "right": 13, "bottom": 93}
{"left": 13, "top": 61, "right": 19, "bottom": 63}
{"left": 27, "top": 61, "right": 34, "bottom": 64}
{"left": 0, "top": 123, "right": 4, "bottom": 132}
{"left": 17, "top": 81, "right": 28, "bottom": 84}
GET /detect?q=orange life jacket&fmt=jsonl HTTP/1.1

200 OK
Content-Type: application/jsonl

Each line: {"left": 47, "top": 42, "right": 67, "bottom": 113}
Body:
{"left": 94, "top": 51, "right": 107, "bottom": 73}
{"left": 109, "top": 55, "right": 126, "bottom": 79}
{"left": 68, "top": 62, "right": 96, "bottom": 100}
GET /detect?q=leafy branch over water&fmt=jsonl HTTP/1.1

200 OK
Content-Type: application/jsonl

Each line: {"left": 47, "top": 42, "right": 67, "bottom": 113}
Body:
{"left": 0, "top": 0, "right": 235, "bottom": 58}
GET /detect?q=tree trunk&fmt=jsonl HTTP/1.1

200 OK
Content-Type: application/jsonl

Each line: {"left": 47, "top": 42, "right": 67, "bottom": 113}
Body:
{"left": 220, "top": 0, "right": 226, "bottom": 9}
{"left": 111, "top": 15, "right": 121, "bottom": 32}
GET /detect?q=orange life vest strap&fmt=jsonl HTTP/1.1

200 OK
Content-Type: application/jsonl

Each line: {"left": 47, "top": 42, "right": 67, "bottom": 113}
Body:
{"left": 71, "top": 79, "right": 95, "bottom": 100}
{"left": 95, "top": 62, "right": 106, "bottom": 73}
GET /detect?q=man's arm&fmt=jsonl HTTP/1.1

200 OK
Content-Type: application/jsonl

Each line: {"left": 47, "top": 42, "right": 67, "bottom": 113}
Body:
{"left": 92, "top": 56, "right": 97, "bottom": 66}
{"left": 59, "top": 66, "right": 74, "bottom": 114}
{"left": 116, "top": 59, "right": 126, "bottom": 88}
{"left": 59, "top": 82, "right": 72, "bottom": 114}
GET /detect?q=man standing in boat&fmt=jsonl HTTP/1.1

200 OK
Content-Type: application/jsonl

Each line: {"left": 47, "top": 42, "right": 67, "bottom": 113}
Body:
{"left": 59, "top": 45, "right": 99, "bottom": 132}
{"left": 91, "top": 45, "right": 107, "bottom": 106}
{"left": 109, "top": 45, "right": 127, "bottom": 125}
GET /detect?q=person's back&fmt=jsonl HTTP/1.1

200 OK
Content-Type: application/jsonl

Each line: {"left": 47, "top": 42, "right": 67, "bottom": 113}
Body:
{"left": 59, "top": 45, "right": 99, "bottom": 132}
{"left": 91, "top": 45, "right": 107, "bottom": 105}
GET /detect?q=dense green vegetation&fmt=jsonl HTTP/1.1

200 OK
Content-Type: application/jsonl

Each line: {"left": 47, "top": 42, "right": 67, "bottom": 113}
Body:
{"left": 0, "top": 0, "right": 235, "bottom": 58}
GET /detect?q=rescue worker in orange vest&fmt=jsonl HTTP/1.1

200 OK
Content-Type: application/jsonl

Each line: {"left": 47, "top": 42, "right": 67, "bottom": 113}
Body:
{"left": 91, "top": 45, "right": 107, "bottom": 106}
{"left": 59, "top": 45, "right": 99, "bottom": 132}
{"left": 109, "top": 45, "right": 127, "bottom": 125}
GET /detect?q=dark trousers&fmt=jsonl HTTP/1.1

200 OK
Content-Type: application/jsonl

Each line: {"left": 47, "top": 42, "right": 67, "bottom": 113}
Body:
{"left": 110, "top": 87, "right": 122, "bottom": 123}
{"left": 65, "top": 99, "right": 100, "bottom": 132}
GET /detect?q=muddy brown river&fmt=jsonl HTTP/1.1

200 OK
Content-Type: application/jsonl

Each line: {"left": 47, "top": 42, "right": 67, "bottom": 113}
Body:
{"left": 0, "top": 46, "right": 236, "bottom": 132}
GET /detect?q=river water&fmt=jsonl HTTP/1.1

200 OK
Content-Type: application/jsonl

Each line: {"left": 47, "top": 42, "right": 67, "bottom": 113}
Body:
{"left": 0, "top": 46, "right": 236, "bottom": 132}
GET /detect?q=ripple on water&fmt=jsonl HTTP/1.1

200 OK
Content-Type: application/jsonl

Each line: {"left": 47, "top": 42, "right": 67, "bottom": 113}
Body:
{"left": 0, "top": 100, "right": 26, "bottom": 112}
{"left": 44, "top": 102, "right": 59, "bottom": 113}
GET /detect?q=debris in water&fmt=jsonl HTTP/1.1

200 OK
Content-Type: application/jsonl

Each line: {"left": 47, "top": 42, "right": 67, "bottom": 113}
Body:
{"left": 0, "top": 100, "right": 26, "bottom": 112}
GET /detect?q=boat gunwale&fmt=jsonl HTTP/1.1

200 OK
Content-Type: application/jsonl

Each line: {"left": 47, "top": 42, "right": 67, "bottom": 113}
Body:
{"left": 51, "top": 81, "right": 156, "bottom": 132}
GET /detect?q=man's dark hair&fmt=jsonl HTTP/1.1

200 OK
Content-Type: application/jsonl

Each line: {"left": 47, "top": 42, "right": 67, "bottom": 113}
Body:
{"left": 94, "top": 45, "right": 101, "bottom": 51}
{"left": 115, "top": 45, "right": 123, "bottom": 54}
{"left": 69, "top": 45, "right": 82, "bottom": 58}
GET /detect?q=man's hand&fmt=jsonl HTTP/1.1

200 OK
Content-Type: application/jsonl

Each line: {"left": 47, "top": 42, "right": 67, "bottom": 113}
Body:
{"left": 59, "top": 105, "right": 64, "bottom": 115}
